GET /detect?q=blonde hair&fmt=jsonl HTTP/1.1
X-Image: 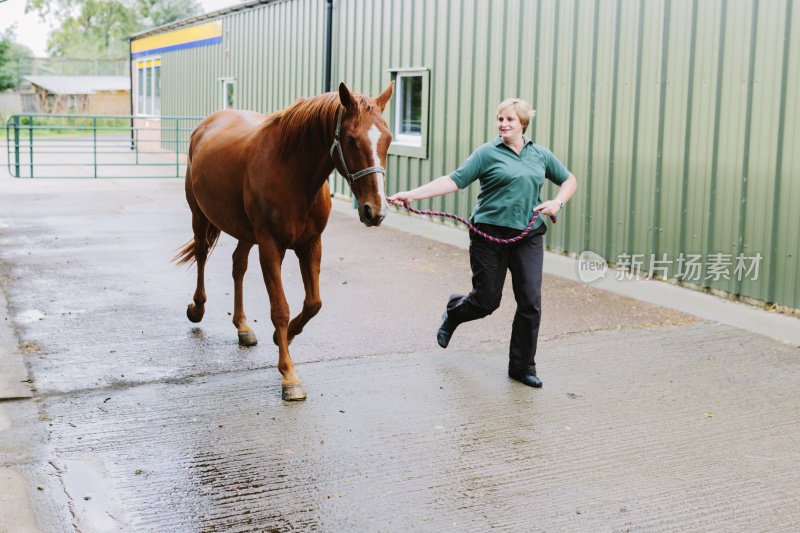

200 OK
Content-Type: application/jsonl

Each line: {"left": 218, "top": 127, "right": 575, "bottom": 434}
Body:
{"left": 496, "top": 98, "right": 536, "bottom": 133}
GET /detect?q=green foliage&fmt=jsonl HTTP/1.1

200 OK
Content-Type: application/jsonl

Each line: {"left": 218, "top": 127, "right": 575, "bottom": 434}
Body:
{"left": 25, "top": 0, "right": 75, "bottom": 21}
{"left": 25, "top": 0, "right": 202, "bottom": 59}
{"left": 0, "top": 28, "right": 33, "bottom": 90}
{"left": 46, "top": 0, "right": 140, "bottom": 58}
{"left": 0, "top": 39, "right": 16, "bottom": 90}
{"left": 137, "top": 0, "right": 202, "bottom": 28}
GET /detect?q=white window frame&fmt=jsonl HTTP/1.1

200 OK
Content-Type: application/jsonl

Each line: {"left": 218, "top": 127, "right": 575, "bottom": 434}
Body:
{"left": 220, "top": 77, "right": 235, "bottom": 110}
{"left": 135, "top": 56, "right": 161, "bottom": 117}
{"left": 394, "top": 73, "right": 423, "bottom": 146}
{"left": 387, "top": 67, "right": 430, "bottom": 159}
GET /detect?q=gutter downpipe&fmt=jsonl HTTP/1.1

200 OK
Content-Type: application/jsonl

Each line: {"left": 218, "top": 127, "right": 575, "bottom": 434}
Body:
{"left": 323, "top": 0, "right": 339, "bottom": 198}
{"left": 324, "top": 0, "right": 333, "bottom": 93}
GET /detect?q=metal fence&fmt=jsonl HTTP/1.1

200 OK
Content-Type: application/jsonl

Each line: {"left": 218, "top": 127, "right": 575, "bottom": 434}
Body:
{"left": 5, "top": 114, "right": 203, "bottom": 179}
{"left": 16, "top": 57, "right": 129, "bottom": 77}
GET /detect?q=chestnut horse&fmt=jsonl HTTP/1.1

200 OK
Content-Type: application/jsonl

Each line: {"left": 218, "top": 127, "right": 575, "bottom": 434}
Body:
{"left": 175, "top": 82, "right": 394, "bottom": 401}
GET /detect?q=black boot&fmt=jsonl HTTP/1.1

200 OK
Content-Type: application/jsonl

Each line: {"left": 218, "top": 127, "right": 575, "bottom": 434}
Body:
{"left": 509, "top": 366, "right": 542, "bottom": 388}
{"left": 437, "top": 310, "right": 458, "bottom": 348}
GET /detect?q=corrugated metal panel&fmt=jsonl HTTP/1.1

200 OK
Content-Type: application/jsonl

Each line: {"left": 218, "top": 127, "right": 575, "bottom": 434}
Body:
{"left": 160, "top": 0, "right": 324, "bottom": 118}
{"left": 144, "top": 0, "right": 799, "bottom": 310}
{"left": 770, "top": 0, "right": 799, "bottom": 308}
{"left": 658, "top": 0, "right": 692, "bottom": 279}
{"left": 337, "top": 0, "right": 800, "bottom": 310}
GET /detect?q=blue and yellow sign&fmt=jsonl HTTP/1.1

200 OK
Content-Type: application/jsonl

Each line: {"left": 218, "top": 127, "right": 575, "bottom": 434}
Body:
{"left": 131, "top": 21, "right": 222, "bottom": 58}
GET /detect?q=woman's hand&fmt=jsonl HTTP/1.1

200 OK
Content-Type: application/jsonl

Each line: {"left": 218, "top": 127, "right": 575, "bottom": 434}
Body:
{"left": 387, "top": 191, "right": 415, "bottom": 206}
{"left": 536, "top": 175, "right": 577, "bottom": 216}
{"left": 534, "top": 199, "right": 562, "bottom": 217}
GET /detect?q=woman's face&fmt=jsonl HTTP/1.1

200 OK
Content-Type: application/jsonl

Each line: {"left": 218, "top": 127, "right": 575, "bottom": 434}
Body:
{"left": 497, "top": 107, "right": 524, "bottom": 144}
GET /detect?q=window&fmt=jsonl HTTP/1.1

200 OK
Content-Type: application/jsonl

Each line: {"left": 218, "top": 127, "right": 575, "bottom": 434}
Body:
{"left": 388, "top": 68, "right": 430, "bottom": 158}
{"left": 396, "top": 74, "right": 423, "bottom": 143}
{"left": 221, "top": 78, "right": 235, "bottom": 109}
{"left": 136, "top": 57, "right": 161, "bottom": 116}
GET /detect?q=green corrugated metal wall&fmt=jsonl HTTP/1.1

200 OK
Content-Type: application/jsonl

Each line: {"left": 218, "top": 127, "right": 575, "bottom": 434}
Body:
{"left": 161, "top": 0, "right": 325, "bottom": 117}
{"left": 152, "top": 0, "right": 799, "bottom": 311}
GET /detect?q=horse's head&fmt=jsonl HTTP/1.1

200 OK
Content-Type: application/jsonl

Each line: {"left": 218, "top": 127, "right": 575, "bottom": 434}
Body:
{"left": 332, "top": 81, "right": 394, "bottom": 227}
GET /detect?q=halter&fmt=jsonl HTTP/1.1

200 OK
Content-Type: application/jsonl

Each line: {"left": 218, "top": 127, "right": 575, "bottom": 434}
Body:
{"left": 329, "top": 106, "right": 386, "bottom": 184}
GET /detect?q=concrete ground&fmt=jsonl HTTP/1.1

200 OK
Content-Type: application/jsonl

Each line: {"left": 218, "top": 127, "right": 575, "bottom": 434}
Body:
{"left": 1, "top": 152, "right": 799, "bottom": 531}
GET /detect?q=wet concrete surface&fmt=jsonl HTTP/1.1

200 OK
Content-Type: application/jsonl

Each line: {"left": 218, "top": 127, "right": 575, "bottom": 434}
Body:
{"left": 1, "top": 172, "right": 799, "bottom": 531}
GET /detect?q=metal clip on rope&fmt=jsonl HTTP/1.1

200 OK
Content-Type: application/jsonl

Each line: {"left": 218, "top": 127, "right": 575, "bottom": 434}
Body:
{"left": 398, "top": 203, "right": 556, "bottom": 244}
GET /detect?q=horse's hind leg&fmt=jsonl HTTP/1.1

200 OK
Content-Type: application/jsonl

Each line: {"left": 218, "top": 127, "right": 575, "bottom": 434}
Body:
{"left": 232, "top": 240, "right": 257, "bottom": 346}
{"left": 186, "top": 197, "right": 213, "bottom": 323}
{"left": 274, "top": 236, "right": 323, "bottom": 346}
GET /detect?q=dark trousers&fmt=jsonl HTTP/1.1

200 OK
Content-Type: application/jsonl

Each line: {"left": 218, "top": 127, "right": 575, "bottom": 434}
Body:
{"left": 446, "top": 222, "right": 547, "bottom": 376}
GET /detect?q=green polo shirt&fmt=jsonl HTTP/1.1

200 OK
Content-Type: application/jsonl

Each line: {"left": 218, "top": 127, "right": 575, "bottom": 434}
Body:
{"left": 449, "top": 136, "right": 571, "bottom": 230}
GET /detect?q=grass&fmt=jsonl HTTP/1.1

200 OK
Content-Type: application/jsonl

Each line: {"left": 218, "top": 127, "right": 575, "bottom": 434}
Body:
{"left": 2, "top": 115, "right": 132, "bottom": 139}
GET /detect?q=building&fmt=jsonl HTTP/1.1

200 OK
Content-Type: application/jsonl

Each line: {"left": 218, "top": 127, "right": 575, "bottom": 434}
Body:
{"left": 24, "top": 75, "right": 129, "bottom": 114}
{"left": 129, "top": 0, "right": 800, "bottom": 312}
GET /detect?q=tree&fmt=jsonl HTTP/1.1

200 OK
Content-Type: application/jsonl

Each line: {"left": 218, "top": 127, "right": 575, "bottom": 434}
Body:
{"left": 137, "top": 0, "right": 202, "bottom": 28}
{"left": 0, "top": 28, "right": 33, "bottom": 90}
{"left": 26, "top": 0, "right": 202, "bottom": 59}
{"left": 46, "top": 0, "right": 140, "bottom": 58}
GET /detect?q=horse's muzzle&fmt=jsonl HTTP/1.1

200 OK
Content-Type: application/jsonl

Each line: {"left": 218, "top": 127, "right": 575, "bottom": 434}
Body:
{"left": 359, "top": 204, "right": 384, "bottom": 227}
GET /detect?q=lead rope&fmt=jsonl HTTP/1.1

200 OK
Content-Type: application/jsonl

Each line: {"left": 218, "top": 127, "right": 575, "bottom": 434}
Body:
{"left": 397, "top": 203, "right": 556, "bottom": 244}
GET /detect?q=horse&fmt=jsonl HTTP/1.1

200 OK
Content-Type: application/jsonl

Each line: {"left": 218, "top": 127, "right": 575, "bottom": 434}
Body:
{"left": 175, "top": 82, "right": 394, "bottom": 401}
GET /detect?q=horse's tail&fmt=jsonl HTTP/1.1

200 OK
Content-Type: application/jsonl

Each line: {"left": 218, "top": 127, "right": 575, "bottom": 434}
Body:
{"left": 173, "top": 157, "right": 222, "bottom": 266}
{"left": 173, "top": 137, "right": 221, "bottom": 267}
{"left": 173, "top": 225, "right": 221, "bottom": 266}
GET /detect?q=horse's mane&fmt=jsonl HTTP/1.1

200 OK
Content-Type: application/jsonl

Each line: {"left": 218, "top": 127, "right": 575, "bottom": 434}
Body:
{"left": 262, "top": 91, "right": 374, "bottom": 158}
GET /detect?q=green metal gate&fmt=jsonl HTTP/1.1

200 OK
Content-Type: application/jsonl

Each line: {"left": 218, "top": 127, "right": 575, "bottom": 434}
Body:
{"left": 5, "top": 114, "right": 203, "bottom": 179}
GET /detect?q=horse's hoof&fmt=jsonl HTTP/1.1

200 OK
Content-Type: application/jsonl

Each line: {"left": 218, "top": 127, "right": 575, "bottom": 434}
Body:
{"left": 186, "top": 304, "right": 203, "bottom": 323}
{"left": 281, "top": 384, "right": 306, "bottom": 401}
{"left": 238, "top": 331, "right": 257, "bottom": 346}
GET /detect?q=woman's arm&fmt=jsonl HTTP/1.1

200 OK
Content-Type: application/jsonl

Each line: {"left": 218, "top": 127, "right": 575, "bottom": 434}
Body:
{"left": 534, "top": 174, "right": 577, "bottom": 217}
{"left": 387, "top": 175, "right": 460, "bottom": 206}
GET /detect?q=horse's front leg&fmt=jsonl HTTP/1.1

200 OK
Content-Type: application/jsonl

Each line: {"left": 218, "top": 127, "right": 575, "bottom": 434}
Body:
{"left": 257, "top": 236, "right": 306, "bottom": 401}
{"left": 273, "top": 236, "right": 323, "bottom": 346}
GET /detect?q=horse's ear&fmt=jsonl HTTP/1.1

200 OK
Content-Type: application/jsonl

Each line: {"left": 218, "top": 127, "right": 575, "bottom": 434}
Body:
{"left": 338, "top": 82, "right": 354, "bottom": 109}
{"left": 375, "top": 81, "right": 395, "bottom": 112}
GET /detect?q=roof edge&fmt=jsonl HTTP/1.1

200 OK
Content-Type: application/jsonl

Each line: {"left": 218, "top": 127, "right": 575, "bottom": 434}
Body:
{"left": 129, "top": 0, "right": 279, "bottom": 41}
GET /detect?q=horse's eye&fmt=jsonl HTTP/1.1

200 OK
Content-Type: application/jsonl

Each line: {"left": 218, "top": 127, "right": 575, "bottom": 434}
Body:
{"left": 347, "top": 135, "right": 357, "bottom": 148}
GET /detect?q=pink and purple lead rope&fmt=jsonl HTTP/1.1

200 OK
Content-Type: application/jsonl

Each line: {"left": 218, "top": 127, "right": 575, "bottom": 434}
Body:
{"left": 397, "top": 203, "right": 556, "bottom": 244}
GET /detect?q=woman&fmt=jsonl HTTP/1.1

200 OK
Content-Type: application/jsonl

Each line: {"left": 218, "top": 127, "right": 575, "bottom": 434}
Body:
{"left": 387, "top": 98, "right": 577, "bottom": 388}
